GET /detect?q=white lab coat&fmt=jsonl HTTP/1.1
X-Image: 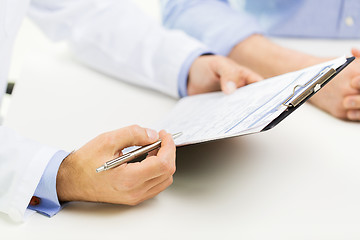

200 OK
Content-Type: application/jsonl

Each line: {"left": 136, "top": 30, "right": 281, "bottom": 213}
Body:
{"left": 0, "top": 0, "right": 206, "bottom": 222}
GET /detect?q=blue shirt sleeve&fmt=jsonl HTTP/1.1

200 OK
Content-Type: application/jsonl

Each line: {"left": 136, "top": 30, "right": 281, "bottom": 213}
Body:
{"left": 161, "top": 0, "right": 263, "bottom": 56}
{"left": 243, "top": 0, "right": 360, "bottom": 39}
{"left": 264, "top": 0, "right": 360, "bottom": 38}
{"left": 28, "top": 150, "right": 69, "bottom": 217}
{"left": 196, "top": 0, "right": 360, "bottom": 39}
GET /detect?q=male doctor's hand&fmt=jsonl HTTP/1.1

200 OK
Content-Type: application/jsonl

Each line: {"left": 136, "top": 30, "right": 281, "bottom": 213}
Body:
{"left": 187, "top": 55, "right": 263, "bottom": 95}
{"left": 56, "top": 126, "right": 176, "bottom": 206}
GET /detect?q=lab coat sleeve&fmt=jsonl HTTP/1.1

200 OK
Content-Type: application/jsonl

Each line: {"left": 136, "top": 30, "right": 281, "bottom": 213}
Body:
{"left": 28, "top": 0, "right": 209, "bottom": 98}
{"left": 0, "top": 126, "right": 59, "bottom": 222}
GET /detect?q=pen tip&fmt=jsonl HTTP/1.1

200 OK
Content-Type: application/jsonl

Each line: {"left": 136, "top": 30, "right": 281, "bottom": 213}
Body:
{"left": 96, "top": 166, "right": 105, "bottom": 173}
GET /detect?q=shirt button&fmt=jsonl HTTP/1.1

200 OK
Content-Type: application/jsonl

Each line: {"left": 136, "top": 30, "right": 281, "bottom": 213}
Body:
{"left": 29, "top": 196, "right": 41, "bottom": 206}
{"left": 345, "top": 16, "right": 354, "bottom": 26}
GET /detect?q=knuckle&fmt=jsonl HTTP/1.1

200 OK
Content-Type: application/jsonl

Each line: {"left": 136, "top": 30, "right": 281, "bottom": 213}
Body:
{"left": 236, "top": 68, "right": 248, "bottom": 79}
{"left": 331, "top": 107, "right": 347, "bottom": 120}
{"left": 100, "top": 133, "right": 116, "bottom": 147}
{"left": 234, "top": 66, "right": 244, "bottom": 74}
{"left": 339, "top": 84, "right": 350, "bottom": 95}
{"left": 129, "top": 124, "right": 141, "bottom": 129}
{"left": 169, "top": 164, "right": 176, "bottom": 176}
{"left": 158, "top": 158, "right": 173, "bottom": 174}
{"left": 128, "top": 124, "right": 143, "bottom": 135}
{"left": 127, "top": 192, "right": 142, "bottom": 206}
{"left": 130, "top": 124, "right": 142, "bottom": 131}
{"left": 127, "top": 199, "right": 140, "bottom": 206}
{"left": 97, "top": 132, "right": 109, "bottom": 141}
{"left": 168, "top": 176, "right": 174, "bottom": 186}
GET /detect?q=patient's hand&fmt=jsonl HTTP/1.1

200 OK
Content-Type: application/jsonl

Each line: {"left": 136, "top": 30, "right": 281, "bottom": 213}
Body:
{"left": 309, "top": 48, "right": 360, "bottom": 121}
{"left": 187, "top": 55, "right": 262, "bottom": 95}
{"left": 226, "top": 34, "right": 360, "bottom": 121}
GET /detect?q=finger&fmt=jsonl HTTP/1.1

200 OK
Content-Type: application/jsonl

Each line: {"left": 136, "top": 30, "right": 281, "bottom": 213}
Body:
{"left": 141, "top": 177, "right": 174, "bottom": 203}
{"left": 343, "top": 95, "right": 360, "bottom": 110}
{"left": 129, "top": 177, "right": 174, "bottom": 206}
{"left": 219, "top": 66, "right": 244, "bottom": 94}
{"left": 143, "top": 168, "right": 175, "bottom": 190}
{"left": 351, "top": 48, "right": 360, "bottom": 58}
{"left": 128, "top": 130, "right": 176, "bottom": 181}
{"left": 350, "top": 76, "right": 360, "bottom": 90}
{"left": 220, "top": 67, "right": 262, "bottom": 94}
{"left": 347, "top": 110, "right": 360, "bottom": 121}
{"left": 103, "top": 125, "right": 159, "bottom": 152}
{"left": 215, "top": 59, "right": 262, "bottom": 94}
{"left": 156, "top": 130, "right": 176, "bottom": 171}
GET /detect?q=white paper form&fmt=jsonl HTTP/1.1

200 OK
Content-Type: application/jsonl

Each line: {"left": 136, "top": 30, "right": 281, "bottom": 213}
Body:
{"left": 157, "top": 57, "right": 346, "bottom": 146}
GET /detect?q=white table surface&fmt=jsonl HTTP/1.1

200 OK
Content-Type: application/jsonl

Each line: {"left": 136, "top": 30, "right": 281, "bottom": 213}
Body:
{"left": 1, "top": 38, "right": 360, "bottom": 240}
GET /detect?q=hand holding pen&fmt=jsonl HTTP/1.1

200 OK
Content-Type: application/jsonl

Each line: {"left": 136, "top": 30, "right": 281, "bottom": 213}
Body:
{"left": 56, "top": 126, "right": 177, "bottom": 206}
{"left": 96, "top": 132, "right": 182, "bottom": 172}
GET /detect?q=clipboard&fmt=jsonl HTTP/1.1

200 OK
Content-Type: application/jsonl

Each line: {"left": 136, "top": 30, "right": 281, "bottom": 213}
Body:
{"left": 262, "top": 56, "right": 355, "bottom": 131}
{"left": 157, "top": 57, "right": 355, "bottom": 146}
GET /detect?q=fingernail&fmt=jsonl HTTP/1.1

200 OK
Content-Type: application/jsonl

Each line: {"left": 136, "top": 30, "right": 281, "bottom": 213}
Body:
{"left": 146, "top": 128, "right": 159, "bottom": 141}
{"left": 226, "top": 81, "right": 237, "bottom": 94}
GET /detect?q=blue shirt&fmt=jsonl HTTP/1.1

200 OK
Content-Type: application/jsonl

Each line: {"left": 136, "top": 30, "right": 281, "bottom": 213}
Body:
{"left": 161, "top": 0, "right": 360, "bottom": 56}
{"left": 162, "top": 0, "right": 263, "bottom": 56}
{"left": 243, "top": 0, "right": 360, "bottom": 38}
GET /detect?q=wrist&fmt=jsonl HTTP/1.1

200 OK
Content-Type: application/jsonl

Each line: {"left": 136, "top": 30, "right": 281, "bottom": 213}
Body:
{"left": 56, "top": 151, "right": 83, "bottom": 202}
{"left": 228, "top": 34, "right": 326, "bottom": 78}
{"left": 178, "top": 48, "right": 212, "bottom": 97}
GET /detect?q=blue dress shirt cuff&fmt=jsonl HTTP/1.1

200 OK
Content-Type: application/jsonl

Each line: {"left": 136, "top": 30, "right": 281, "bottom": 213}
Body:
{"left": 178, "top": 48, "right": 212, "bottom": 97}
{"left": 28, "top": 150, "right": 70, "bottom": 217}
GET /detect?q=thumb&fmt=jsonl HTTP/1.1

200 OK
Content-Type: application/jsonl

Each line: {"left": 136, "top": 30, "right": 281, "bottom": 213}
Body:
{"left": 216, "top": 58, "right": 263, "bottom": 94}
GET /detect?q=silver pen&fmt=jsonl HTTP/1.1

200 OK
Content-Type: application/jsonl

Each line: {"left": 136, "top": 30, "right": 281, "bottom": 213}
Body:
{"left": 96, "top": 132, "right": 182, "bottom": 173}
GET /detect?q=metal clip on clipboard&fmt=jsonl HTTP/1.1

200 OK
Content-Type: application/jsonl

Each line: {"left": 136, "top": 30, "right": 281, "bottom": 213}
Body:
{"left": 282, "top": 67, "right": 336, "bottom": 108}
{"left": 262, "top": 57, "right": 354, "bottom": 132}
